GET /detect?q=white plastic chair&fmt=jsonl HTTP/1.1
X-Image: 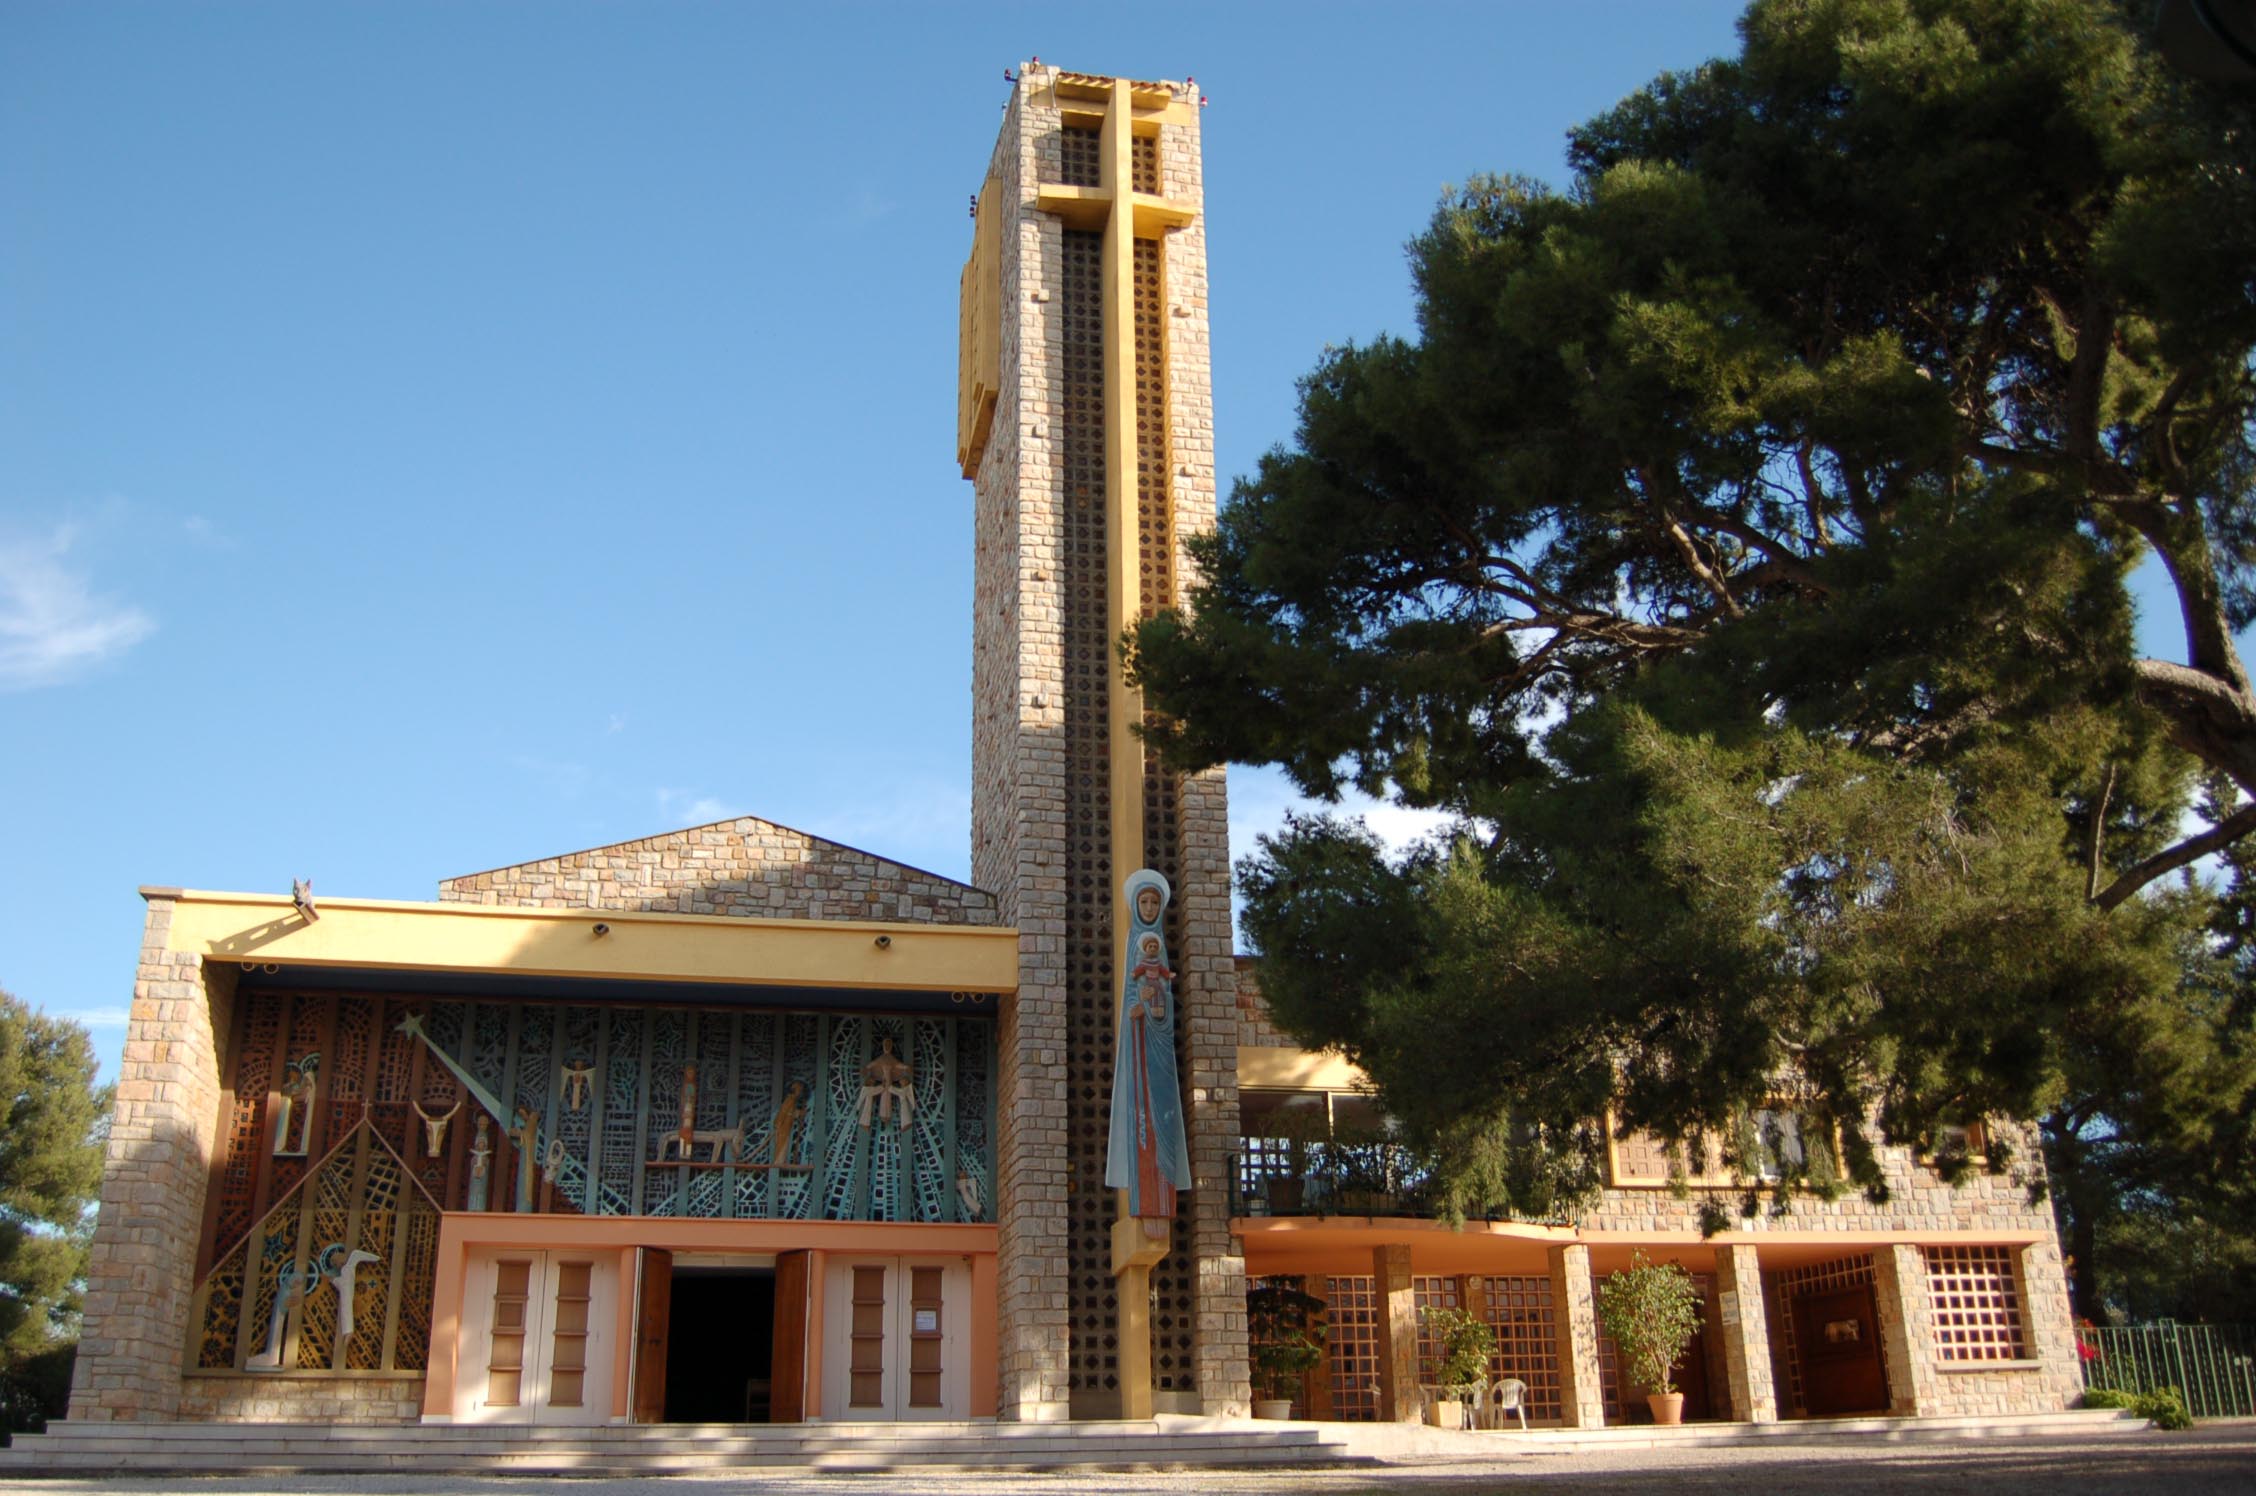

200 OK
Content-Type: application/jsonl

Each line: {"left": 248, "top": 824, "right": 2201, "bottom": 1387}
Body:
{"left": 1490, "top": 1377, "right": 1529, "bottom": 1430}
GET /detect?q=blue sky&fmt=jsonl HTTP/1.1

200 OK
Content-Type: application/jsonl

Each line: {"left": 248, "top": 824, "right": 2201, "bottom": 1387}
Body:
{"left": 6, "top": 1, "right": 2182, "bottom": 1089}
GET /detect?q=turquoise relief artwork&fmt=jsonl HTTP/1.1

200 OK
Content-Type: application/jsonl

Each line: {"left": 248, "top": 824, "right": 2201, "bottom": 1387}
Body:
{"left": 394, "top": 999, "right": 996, "bottom": 1223}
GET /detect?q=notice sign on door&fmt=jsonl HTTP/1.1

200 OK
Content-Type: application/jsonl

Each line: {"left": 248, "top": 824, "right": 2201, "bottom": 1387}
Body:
{"left": 914, "top": 1308, "right": 939, "bottom": 1334}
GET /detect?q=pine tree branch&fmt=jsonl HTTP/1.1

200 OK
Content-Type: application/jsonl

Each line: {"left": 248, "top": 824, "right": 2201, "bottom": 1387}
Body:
{"left": 2092, "top": 801, "right": 2256, "bottom": 911}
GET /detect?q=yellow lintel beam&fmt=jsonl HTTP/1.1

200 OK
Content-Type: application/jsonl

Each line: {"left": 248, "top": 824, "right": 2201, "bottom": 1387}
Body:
{"left": 1033, "top": 184, "right": 1111, "bottom": 231}
{"left": 1130, "top": 195, "right": 1197, "bottom": 234}
{"left": 157, "top": 891, "right": 1020, "bottom": 994}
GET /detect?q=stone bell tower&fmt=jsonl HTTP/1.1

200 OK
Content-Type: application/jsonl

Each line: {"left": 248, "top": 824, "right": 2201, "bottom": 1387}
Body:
{"left": 959, "top": 65, "right": 1247, "bottom": 1421}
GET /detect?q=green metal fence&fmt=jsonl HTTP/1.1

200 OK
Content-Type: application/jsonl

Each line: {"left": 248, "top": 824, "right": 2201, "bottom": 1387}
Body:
{"left": 2080, "top": 1323, "right": 2256, "bottom": 1418}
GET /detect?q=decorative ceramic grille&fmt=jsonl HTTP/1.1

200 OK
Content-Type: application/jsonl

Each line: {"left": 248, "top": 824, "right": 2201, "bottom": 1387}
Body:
{"left": 189, "top": 1121, "right": 442, "bottom": 1377}
{"left": 1924, "top": 1245, "right": 2027, "bottom": 1362}
{"left": 1323, "top": 1275, "right": 1381, "bottom": 1421}
{"left": 1130, "top": 133, "right": 1158, "bottom": 194}
{"left": 1058, "top": 124, "right": 1101, "bottom": 187}
{"left": 199, "top": 990, "right": 997, "bottom": 1275}
{"left": 1059, "top": 224, "right": 1118, "bottom": 1396}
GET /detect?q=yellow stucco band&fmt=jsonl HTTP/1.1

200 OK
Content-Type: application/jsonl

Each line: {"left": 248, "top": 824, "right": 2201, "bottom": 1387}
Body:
{"left": 150, "top": 889, "right": 1020, "bottom": 993}
{"left": 1237, "top": 1044, "right": 1370, "bottom": 1092}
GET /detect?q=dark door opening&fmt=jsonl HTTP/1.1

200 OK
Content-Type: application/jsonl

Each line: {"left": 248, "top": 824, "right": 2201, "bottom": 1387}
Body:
{"left": 662, "top": 1268, "right": 777, "bottom": 1422}
{"left": 1794, "top": 1284, "right": 1889, "bottom": 1416}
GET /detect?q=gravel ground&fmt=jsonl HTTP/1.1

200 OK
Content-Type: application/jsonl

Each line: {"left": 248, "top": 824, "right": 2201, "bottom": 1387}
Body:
{"left": 4, "top": 1425, "right": 2256, "bottom": 1496}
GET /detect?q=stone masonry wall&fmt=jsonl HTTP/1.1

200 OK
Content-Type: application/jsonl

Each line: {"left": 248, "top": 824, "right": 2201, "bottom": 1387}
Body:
{"left": 177, "top": 1376, "right": 423, "bottom": 1424}
{"left": 439, "top": 815, "right": 998, "bottom": 926}
{"left": 1158, "top": 99, "right": 1250, "bottom": 1417}
{"left": 970, "top": 70, "right": 1072, "bottom": 1421}
{"left": 70, "top": 894, "right": 237, "bottom": 1421}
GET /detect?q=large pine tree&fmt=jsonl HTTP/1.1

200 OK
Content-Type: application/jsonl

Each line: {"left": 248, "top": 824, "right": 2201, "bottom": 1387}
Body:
{"left": 1131, "top": 0, "right": 2256, "bottom": 1313}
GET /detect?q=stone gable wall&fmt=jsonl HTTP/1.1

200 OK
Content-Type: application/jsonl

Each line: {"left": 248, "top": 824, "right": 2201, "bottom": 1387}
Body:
{"left": 438, "top": 816, "right": 999, "bottom": 926}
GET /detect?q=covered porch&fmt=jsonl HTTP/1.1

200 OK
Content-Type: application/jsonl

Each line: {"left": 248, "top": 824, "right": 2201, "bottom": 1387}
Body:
{"left": 1236, "top": 1219, "right": 2063, "bottom": 1429}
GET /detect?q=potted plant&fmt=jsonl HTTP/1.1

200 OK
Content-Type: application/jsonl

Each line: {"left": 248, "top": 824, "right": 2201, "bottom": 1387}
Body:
{"left": 1247, "top": 1279, "right": 1326, "bottom": 1419}
{"left": 1419, "top": 1307, "right": 1495, "bottom": 1429}
{"left": 1328, "top": 1120, "right": 1402, "bottom": 1215}
{"left": 1595, "top": 1251, "right": 1703, "bottom": 1425}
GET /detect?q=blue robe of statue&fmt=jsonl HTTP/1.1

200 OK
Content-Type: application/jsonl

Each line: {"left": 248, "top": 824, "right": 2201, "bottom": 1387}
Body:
{"left": 1106, "top": 870, "right": 1193, "bottom": 1218}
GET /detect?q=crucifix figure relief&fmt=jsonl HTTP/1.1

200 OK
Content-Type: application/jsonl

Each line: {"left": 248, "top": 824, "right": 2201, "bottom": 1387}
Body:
{"left": 857, "top": 1038, "right": 914, "bottom": 1130}
{"left": 410, "top": 1097, "right": 460, "bottom": 1159}
{"left": 561, "top": 1060, "right": 595, "bottom": 1112}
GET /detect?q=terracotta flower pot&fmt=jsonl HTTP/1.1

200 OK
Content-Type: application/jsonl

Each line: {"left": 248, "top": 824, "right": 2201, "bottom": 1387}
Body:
{"left": 1647, "top": 1391, "right": 1685, "bottom": 1426}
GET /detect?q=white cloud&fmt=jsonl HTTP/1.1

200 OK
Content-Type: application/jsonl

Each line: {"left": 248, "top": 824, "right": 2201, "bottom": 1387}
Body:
{"left": 605, "top": 712, "right": 628, "bottom": 735}
{"left": 1225, "top": 764, "right": 1459, "bottom": 867}
{"left": 0, "top": 525, "right": 154, "bottom": 690}
{"left": 657, "top": 787, "right": 742, "bottom": 826}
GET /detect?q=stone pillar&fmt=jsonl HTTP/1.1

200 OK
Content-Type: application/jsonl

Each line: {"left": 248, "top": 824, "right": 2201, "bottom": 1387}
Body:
{"left": 70, "top": 892, "right": 236, "bottom": 1421}
{"left": 962, "top": 64, "right": 1241, "bottom": 1421}
{"left": 2019, "top": 1239, "right": 2083, "bottom": 1410}
{"left": 1373, "top": 1244, "right": 1419, "bottom": 1423}
{"left": 1872, "top": 1243, "right": 1936, "bottom": 1416}
{"left": 1549, "top": 1244, "right": 1607, "bottom": 1428}
{"left": 1713, "top": 1244, "right": 1778, "bottom": 1422}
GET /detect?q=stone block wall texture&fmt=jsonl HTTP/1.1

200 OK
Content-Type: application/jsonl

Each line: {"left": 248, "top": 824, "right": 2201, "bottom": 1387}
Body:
{"left": 1714, "top": 1244, "right": 1778, "bottom": 1422}
{"left": 1549, "top": 1245, "right": 1608, "bottom": 1429}
{"left": 70, "top": 896, "right": 237, "bottom": 1421}
{"left": 176, "top": 1376, "right": 423, "bottom": 1424}
{"left": 439, "top": 815, "right": 999, "bottom": 926}
{"left": 968, "top": 64, "right": 1244, "bottom": 1420}
{"left": 971, "top": 70, "right": 1072, "bottom": 1421}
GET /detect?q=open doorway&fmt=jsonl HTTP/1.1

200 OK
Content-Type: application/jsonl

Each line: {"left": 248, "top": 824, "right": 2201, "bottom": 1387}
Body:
{"left": 662, "top": 1268, "right": 777, "bottom": 1422}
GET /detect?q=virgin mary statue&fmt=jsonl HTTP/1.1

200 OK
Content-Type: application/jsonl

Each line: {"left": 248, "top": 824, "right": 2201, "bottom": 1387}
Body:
{"left": 1106, "top": 869, "right": 1193, "bottom": 1219}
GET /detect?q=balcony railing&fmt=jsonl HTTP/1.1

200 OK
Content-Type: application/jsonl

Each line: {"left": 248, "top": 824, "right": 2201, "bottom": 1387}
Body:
{"left": 1230, "top": 1141, "right": 1435, "bottom": 1219}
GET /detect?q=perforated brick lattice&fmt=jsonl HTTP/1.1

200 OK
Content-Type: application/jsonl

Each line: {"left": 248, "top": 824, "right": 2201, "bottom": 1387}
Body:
{"left": 1059, "top": 226, "right": 1119, "bottom": 1395}
{"left": 1131, "top": 229, "right": 1195, "bottom": 1394}
{"left": 1131, "top": 133, "right": 1158, "bottom": 194}
{"left": 1059, "top": 125, "right": 1101, "bottom": 188}
{"left": 1924, "top": 1245, "right": 2028, "bottom": 1362}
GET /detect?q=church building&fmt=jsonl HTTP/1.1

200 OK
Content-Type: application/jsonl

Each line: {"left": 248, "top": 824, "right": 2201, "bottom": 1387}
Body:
{"left": 65, "top": 65, "right": 2083, "bottom": 1437}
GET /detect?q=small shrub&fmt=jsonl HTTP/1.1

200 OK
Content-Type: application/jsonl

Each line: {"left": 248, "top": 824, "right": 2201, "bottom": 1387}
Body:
{"left": 2137, "top": 1386, "right": 2193, "bottom": 1431}
{"left": 2082, "top": 1387, "right": 2134, "bottom": 1410}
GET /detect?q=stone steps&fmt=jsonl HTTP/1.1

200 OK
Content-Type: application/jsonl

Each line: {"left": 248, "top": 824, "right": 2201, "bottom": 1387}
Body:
{"left": 0, "top": 1416, "right": 1366, "bottom": 1476}
{"left": 0, "top": 1408, "right": 2148, "bottom": 1476}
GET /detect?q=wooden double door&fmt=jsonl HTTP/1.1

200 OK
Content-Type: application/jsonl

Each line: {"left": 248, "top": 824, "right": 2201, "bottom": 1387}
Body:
{"left": 820, "top": 1256, "right": 969, "bottom": 1421}
{"left": 455, "top": 1249, "right": 618, "bottom": 1423}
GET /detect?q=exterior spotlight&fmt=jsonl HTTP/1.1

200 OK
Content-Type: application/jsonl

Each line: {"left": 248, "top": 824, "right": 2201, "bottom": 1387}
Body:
{"left": 874, "top": 934, "right": 893, "bottom": 949}
{"left": 592, "top": 922, "right": 611, "bottom": 937}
